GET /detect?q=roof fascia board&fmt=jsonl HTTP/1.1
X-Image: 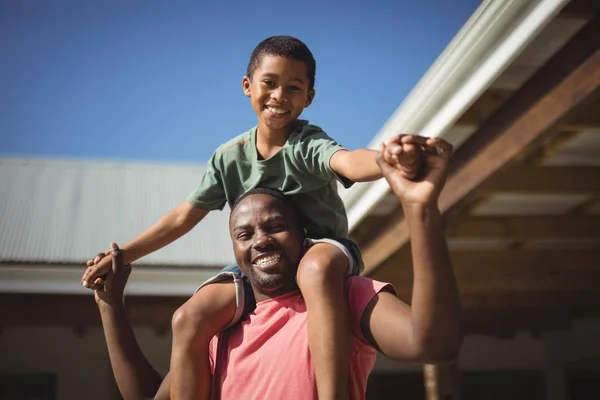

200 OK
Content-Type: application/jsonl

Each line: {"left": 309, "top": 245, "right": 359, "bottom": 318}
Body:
{"left": 0, "top": 265, "right": 220, "bottom": 296}
{"left": 344, "top": 0, "right": 570, "bottom": 230}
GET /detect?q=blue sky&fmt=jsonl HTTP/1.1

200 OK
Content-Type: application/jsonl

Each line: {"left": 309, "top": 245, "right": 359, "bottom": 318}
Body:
{"left": 1, "top": 0, "right": 478, "bottom": 164}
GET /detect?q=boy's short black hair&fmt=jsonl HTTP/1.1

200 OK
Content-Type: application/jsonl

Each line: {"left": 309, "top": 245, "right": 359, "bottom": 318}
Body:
{"left": 246, "top": 36, "right": 316, "bottom": 90}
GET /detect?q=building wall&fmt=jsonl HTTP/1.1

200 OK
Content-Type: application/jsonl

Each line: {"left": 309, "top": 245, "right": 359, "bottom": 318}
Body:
{"left": 2, "top": 319, "right": 599, "bottom": 400}
{"left": 0, "top": 326, "right": 171, "bottom": 400}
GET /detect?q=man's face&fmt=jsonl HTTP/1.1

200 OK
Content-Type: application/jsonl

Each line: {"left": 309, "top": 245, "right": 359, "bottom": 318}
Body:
{"left": 229, "top": 193, "right": 305, "bottom": 300}
{"left": 242, "top": 55, "right": 315, "bottom": 134}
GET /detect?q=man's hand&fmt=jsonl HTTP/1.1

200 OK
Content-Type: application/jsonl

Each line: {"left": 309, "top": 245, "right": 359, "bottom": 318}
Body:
{"left": 82, "top": 249, "right": 113, "bottom": 290}
{"left": 377, "top": 136, "right": 453, "bottom": 207}
{"left": 382, "top": 135, "right": 424, "bottom": 181}
{"left": 94, "top": 242, "right": 131, "bottom": 307}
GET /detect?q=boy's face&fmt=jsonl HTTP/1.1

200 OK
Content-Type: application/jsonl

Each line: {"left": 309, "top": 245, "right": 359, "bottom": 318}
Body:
{"left": 242, "top": 55, "right": 315, "bottom": 134}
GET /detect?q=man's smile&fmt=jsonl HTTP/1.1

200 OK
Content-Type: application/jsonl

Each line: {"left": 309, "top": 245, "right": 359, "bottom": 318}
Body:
{"left": 252, "top": 252, "right": 284, "bottom": 272}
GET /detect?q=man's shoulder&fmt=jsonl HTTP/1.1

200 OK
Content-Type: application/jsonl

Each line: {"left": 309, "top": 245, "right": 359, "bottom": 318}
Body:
{"left": 344, "top": 276, "right": 395, "bottom": 314}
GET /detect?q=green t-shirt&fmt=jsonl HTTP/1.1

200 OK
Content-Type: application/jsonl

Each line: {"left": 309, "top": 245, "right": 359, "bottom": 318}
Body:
{"left": 187, "top": 120, "right": 353, "bottom": 239}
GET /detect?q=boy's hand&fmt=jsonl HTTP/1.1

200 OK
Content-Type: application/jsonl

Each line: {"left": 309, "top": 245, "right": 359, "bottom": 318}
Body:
{"left": 94, "top": 242, "right": 132, "bottom": 306}
{"left": 377, "top": 136, "right": 453, "bottom": 207}
{"left": 82, "top": 249, "right": 113, "bottom": 290}
{"left": 382, "top": 135, "right": 424, "bottom": 180}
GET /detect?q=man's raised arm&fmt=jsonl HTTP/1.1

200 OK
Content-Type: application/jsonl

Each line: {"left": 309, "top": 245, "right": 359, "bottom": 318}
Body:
{"left": 94, "top": 243, "right": 171, "bottom": 400}
{"left": 361, "top": 137, "right": 462, "bottom": 363}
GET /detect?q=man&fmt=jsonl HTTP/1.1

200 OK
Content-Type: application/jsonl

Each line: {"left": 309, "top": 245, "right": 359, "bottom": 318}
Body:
{"left": 94, "top": 136, "right": 462, "bottom": 399}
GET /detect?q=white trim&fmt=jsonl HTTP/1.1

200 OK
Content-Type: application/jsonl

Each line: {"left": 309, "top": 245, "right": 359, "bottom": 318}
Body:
{"left": 344, "top": 0, "right": 569, "bottom": 230}
{"left": 0, "top": 265, "right": 221, "bottom": 296}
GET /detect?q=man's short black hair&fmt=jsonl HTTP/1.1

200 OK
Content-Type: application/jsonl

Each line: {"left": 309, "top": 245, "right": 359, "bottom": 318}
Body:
{"left": 246, "top": 36, "right": 316, "bottom": 90}
{"left": 230, "top": 188, "right": 305, "bottom": 230}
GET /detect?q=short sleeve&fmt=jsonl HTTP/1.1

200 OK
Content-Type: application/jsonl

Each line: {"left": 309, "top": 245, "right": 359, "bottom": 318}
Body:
{"left": 296, "top": 125, "right": 354, "bottom": 188}
{"left": 186, "top": 152, "right": 227, "bottom": 211}
{"left": 208, "top": 337, "right": 217, "bottom": 374}
{"left": 345, "top": 276, "right": 396, "bottom": 344}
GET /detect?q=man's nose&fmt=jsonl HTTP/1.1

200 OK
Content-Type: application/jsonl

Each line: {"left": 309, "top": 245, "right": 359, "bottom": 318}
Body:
{"left": 253, "top": 230, "right": 272, "bottom": 248}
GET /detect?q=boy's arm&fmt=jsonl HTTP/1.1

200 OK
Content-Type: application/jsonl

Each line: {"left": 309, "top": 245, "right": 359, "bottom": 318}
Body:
{"left": 329, "top": 135, "right": 424, "bottom": 183}
{"left": 329, "top": 149, "right": 382, "bottom": 182}
{"left": 82, "top": 201, "right": 208, "bottom": 288}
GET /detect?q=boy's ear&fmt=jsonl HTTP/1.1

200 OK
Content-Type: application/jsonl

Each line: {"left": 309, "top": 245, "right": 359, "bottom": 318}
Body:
{"left": 242, "top": 76, "right": 252, "bottom": 97}
{"left": 305, "top": 88, "right": 315, "bottom": 107}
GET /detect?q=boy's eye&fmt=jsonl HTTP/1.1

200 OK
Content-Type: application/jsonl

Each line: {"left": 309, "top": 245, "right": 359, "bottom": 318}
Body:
{"left": 263, "top": 80, "right": 275, "bottom": 87}
{"left": 288, "top": 86, "right": 300, "bottom": 92}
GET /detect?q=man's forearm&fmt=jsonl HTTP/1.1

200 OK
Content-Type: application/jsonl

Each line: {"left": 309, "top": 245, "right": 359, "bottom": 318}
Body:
{"left": 99, "top": 303, "right": 165, "bottom": 400}
{"left": 404, "top": 203, "right": 462, "bottom": 362}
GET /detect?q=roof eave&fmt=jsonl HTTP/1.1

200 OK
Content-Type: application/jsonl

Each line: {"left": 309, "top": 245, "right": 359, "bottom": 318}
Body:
{"left": 0, "top": 264, "right": 221, "bottom": 296}
{"left": 344, "top": 0, "right": 570, "bottom": 231}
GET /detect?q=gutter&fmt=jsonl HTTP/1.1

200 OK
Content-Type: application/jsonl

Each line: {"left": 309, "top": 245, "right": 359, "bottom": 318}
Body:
{"left": 344, "top": 0, "right": 570, "bottom": 231}
{"left": 0, "top": 265, "right": 221, "bottom": 296}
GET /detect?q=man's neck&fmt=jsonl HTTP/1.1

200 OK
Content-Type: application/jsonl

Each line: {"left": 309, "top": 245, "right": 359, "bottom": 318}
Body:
{"left": 252, "top": 285, "right": 299, "bottom": 304}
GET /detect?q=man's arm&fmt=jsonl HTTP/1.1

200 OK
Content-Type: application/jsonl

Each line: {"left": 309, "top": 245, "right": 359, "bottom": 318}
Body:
{"left": 360, "top": 137, "right": 462, "bottom": 363}
{"left": 99, "top": 302, "right": 171, "bottom": 400}
{"left": 95, "top": 243, "right": 172, "bottom": 400}
{"left": 82, "top": 201, "right": 208, "bottom": 288}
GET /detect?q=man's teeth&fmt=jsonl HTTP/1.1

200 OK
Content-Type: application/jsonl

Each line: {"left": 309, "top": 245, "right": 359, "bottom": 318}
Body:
{"left": 267, "top": 106, "right": 287, "bottom": 115}
{"left": 254, "top": 254, "right": 281, "bottom": 266}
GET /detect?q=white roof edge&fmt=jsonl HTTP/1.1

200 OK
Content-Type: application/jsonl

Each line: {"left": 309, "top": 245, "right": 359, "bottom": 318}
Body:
{"left": 0, "top": 265, "right": 221, "bottom": 296}
{"left": 344, "top": 0, "right": 570, "bottom": 231}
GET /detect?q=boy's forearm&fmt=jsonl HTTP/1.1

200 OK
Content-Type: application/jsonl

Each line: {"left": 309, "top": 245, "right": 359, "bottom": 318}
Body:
{"left": 404, "top": 203, "right": 462, "bottom": 362}
{"left": 121, "top": 202, "right": 208, "bottom": 264}
{"left": 98, "top": 303, "right": 164, "bottom": 399}
{"left": 340, "top": 149, "right": 382, "bottom": 182}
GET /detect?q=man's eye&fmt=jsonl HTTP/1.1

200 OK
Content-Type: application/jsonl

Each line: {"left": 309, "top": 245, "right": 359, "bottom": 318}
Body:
{"left": 237, "top": 233, "right": 251, "bottom": 240}
{"left": 270, "top": 225, "right": 285, "bottom": 233}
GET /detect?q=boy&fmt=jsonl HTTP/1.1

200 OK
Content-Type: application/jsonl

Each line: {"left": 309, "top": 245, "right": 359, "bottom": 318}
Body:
{"left": 82, "top": 36, "right": 423, "bottom": 400}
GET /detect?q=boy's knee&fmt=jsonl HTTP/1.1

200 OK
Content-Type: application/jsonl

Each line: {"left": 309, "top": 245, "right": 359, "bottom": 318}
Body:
{"left": 171, "top": 300, "right": 216, "bottom": 340}
{"left": 171, "top": 302, "right": 200, "bottom": 338}
{"left": 172, "top": 285, "right": 237, "bottom": 340}
{"left": 297, "top": 246, "right": 348, "bottom": 287}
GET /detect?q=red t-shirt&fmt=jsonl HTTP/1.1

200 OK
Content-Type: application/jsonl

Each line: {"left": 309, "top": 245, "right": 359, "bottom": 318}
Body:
{"left": 209, "top": 276, "right": 393, "bottom": 399}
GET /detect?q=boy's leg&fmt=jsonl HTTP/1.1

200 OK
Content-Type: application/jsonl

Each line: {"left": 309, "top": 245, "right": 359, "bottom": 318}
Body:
{"left": 296, "top": 242, "right": 351, "bottom": 400}
{"left": 170, "top": 281, "right": 236, "bottom": 400}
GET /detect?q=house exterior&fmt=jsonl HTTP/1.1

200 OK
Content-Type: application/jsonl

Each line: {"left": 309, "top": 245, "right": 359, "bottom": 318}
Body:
{"left": 2, "top": 0, "right": 600, "bottom": 399}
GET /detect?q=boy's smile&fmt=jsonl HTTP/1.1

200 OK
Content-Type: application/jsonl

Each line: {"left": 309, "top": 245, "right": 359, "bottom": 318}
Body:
{"left": 243, "top": 55, "right": 315, "bottom": 138}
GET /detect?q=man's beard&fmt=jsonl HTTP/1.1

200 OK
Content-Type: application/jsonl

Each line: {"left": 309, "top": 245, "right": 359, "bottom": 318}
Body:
{"left": 246, "top": 265, "right": 298, "bottom": 296}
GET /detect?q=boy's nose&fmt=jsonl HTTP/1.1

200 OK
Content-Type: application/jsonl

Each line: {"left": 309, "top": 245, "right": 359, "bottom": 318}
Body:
{"left": 271, "top": 87, "right": 286, "bottom": 101}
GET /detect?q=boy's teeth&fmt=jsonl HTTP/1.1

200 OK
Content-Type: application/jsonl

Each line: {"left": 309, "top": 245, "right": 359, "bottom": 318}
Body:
{"left": 268, "top": 107, "right": 286, "bottom": 115}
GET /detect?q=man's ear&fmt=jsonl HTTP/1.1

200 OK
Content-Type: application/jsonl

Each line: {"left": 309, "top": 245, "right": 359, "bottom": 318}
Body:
{"left": 305, "top": 88, "right": 315, "bottom": 107}
{"left": 242, "top": 76, "right": 252, "bottom": 97}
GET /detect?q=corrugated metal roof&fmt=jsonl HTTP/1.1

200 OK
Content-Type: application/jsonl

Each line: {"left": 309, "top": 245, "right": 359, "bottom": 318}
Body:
{"left": 0, "top": 157, "right": 234, "bottom": 267}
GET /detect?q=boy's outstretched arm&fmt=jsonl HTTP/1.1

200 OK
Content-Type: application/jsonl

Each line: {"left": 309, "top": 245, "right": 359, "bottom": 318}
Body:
{"left": 329, "top": 135, "right": 423, "bottom": 183}
{"left": 82, "top": 201, "right": 208, "bottom": 289}
{"left": 95, "top": 243, "right": 173, "bottom": 400}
